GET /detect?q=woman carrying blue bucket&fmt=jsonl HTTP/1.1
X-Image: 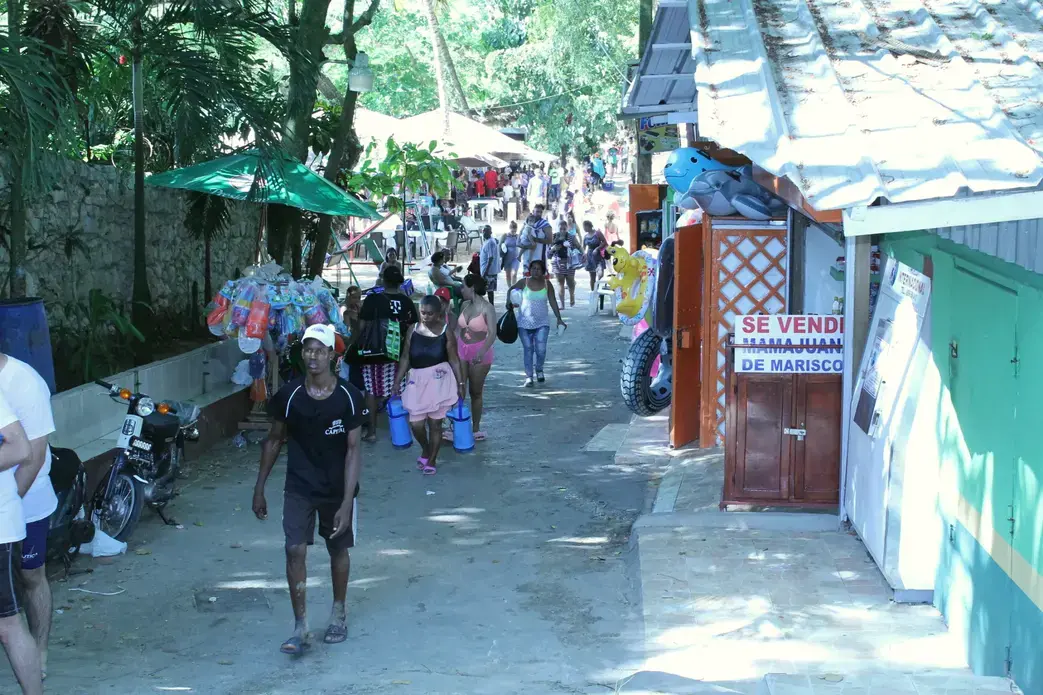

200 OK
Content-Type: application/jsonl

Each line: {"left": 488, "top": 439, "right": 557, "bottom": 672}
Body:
{"left": 394, "top": 295, "right": 465, "bottom": 475}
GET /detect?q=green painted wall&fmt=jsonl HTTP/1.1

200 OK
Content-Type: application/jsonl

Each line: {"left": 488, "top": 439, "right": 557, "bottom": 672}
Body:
{"left": 882, "top": 231, "right": 1043, "bottom": 690}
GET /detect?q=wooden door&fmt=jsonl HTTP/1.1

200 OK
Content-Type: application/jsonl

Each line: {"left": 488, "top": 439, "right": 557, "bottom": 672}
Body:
{"left": 727, "top": 373, "right": 794, "bottom": 501}
{"left": 792, "top": 374, "right": 842, "bottom": 501}
{"left": 723, "top": 367, "right": 842, "bottom": 508}
{"left": 670, "top": 224, "right": 702, "bottom": 448}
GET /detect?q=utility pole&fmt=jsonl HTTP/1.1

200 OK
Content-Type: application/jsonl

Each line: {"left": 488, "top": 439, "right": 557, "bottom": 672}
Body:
{"left": 635, "top": 0, "right": 654, "bottom": 184}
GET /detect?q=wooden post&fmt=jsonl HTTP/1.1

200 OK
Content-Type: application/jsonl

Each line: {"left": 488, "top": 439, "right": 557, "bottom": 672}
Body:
{"left": 789, "top": 211, "right": 807, "bottom": 313}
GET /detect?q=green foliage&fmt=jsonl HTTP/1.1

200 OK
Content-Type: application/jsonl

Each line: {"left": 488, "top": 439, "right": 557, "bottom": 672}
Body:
{"left": 53, "top": 289, "right": 147, "bottom": 388}
{"left": 349, "top": 0, "right": 635, "bottom": 153}
{"left": 345, "top": 136, "right": 455, "bottom": 213}
{"left": 0, "top": 27, "right": 78, "bottom": 189}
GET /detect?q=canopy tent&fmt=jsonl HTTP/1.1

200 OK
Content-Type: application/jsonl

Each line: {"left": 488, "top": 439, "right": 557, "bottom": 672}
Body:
{"left": 146, "top": 150, "right": 380, "bottom": 219}
{"left": 390, "top": 110, "right": 555, "bottom": 164}
{"left": 517, "top": 146, "right": 559, "bottom": 164}
{"left": 444, "top": 151, "right": 509, "bottom": 169}
{"left": 354, "top": 108, "right": 400, "bottom": 145}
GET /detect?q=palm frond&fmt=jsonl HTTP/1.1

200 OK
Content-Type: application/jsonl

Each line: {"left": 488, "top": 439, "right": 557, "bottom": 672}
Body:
{"left": 0, "top": 31, "right": 77, "bottom": 188}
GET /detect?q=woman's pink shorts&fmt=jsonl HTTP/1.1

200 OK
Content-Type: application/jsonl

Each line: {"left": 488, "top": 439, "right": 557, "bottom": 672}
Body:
{"left": 458, "top": 339, "right": 494, "bottom": 366}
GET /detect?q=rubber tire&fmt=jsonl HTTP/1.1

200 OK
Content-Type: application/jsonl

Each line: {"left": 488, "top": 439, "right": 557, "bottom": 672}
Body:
{"left": 100, "top": 472, "right": 146, "bottom": 543}
{"left": 620, "top": 329, "right": 671, "bottom": 416}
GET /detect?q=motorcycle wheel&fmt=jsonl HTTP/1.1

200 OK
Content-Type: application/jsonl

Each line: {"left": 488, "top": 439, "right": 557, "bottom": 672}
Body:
{"left": 99, "top": 472, "right": 145, "bottom": 542}
{"left": 620, "top": 329, "right": 672, "bottom": 416}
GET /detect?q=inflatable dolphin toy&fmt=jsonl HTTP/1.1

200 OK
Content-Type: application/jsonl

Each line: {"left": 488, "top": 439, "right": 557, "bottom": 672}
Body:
{"left": 663, "top": 147, "right": 736, "bottom": 196}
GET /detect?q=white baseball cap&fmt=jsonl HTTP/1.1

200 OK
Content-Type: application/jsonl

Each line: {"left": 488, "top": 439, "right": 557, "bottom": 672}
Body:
{"left": 302, "top": 324, "right": 336, "bottom": 349}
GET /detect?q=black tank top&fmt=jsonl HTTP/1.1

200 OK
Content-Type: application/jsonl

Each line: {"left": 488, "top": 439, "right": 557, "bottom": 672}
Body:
{"left": 410, "top": 326, "right": 449, "bottom": 369}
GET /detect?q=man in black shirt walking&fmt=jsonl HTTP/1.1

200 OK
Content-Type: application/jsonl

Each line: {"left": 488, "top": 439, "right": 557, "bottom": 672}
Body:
{"left": 253, "top": 324, "right": 366, "bottom": 654}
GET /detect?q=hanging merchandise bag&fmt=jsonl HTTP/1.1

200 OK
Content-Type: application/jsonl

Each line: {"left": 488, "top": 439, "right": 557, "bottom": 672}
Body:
{"left": 244, "top": 299, "right": 270, "bottom": 340}
{"left": 385, "top": 320, "right": 402, "bottom": 362}
{"left": 357, "top": 319, "right": 389, "bottom": 359}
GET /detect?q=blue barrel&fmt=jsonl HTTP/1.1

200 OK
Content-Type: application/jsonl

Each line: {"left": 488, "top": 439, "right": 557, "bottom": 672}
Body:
{"left": 386, "top": 396, "right": 413, "bottom": 449}
{"left": 0, "top": 298, "right": 56, "bottom": 394}
{"left": 447, "top": 399, "right": 474, "bottom": 453}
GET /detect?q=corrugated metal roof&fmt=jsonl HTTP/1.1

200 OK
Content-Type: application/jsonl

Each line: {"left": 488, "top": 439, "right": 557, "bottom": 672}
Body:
{"left": 622, "top": 1, "right": 698, "bottom": 117}
{"left": 690, "top": 0, "right": 1043, "bottom": 211}
{"left": 930, "top": 217, "right": 1043, "bottom": 274}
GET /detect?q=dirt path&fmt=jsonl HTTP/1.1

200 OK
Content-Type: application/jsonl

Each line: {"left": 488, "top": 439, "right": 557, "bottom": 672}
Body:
{"left": 24, "top": 290, "right": 655, "bottom": 695}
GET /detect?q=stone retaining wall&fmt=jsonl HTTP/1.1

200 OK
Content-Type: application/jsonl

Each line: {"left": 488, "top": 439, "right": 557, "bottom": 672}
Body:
{"left": 1, "top": 159, "right": 260, "bottom": 328}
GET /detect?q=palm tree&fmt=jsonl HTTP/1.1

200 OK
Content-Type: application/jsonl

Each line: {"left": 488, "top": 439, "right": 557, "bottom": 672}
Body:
{"left": 81, "top": 0, "right": 288, "bottom": 346}
{"left": 1, "top": 0, "right": 77, "bottom": 297}
{"left": 418, "top": 0, "right": 469, "bottom": 133}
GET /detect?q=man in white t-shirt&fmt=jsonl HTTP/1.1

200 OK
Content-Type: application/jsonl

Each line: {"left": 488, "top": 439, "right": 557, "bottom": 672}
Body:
{"left": 0, "top": 355, "right": 56, "bottom": 681}
{"left": 0, "top": 389, "right": 43, "bottom": 694}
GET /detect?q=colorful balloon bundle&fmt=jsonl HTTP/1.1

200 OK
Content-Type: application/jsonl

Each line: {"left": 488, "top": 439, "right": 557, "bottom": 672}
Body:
{"left": 206, "top": 267, "right": 348, "bottom": 354}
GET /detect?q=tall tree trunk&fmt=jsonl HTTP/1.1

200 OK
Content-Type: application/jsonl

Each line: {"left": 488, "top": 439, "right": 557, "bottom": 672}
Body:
{"left": 306, "top": 0, "right": 380, "bottom": 280}
{"left": 437, "top": 28, "right": 469, "bottom": 114}
{"left": 7, "top": 0, "right": 27, "bottom": 298}
{"left": 420, "top": 0, "right": 450, "bottom": 134}
{"left": 203, "top": 232, "right": 212, "bottom": 302}
{"left": 131, "top": 2, "right": 152, "bottom": 355}
{"left": 267, "top": 0, "right": 333, "bottom": 263}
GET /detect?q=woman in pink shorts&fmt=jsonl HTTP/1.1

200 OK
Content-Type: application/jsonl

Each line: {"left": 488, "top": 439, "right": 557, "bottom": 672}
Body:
{"left": 395, "top": 295, "right": 465, "bottom": 475}
{"left": 455, "top": 274, "right": 498, "bottom": 440}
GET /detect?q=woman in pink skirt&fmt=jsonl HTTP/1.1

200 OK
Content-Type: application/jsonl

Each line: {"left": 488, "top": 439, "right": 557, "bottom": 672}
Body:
{"left": 394, "top": 295, "right": 465, "bottom": 475}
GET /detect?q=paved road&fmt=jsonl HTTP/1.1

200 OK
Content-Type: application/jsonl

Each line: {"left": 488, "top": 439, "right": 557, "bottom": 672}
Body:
{"left": 29, "top": 296, "right": 652, "bottom": 695}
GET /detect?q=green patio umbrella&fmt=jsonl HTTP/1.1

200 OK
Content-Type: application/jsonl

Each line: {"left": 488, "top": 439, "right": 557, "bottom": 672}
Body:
{"left": 146, "top": 150, "right": 380, "bottom": 219}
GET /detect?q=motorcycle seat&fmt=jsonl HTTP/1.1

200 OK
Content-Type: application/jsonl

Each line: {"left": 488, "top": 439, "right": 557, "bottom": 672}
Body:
{"left": 168, "top": 401, "right": 202, "bottom": 427}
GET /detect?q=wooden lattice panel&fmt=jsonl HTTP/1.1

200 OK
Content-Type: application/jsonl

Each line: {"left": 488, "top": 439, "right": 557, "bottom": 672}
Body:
{"left": 703, "top": 226, "right": 787, "bottom": 446}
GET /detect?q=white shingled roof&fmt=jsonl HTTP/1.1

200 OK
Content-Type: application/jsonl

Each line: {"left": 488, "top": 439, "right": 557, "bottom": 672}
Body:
{"left": 690, "top": 0, "right": 1043, "bottom": 211}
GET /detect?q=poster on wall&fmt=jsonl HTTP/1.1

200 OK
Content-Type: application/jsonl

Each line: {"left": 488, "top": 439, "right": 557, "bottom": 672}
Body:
{"left": 639, "top": 115, "right": 681, "bottom": 153}
{"left": 852, "top": 318, "right": 893, "bottom": 433}
{"left": 735, "top": 314, "right": 844, "bottom": 374}
{"left": 852, "top": 258, "right": 931, "bottom": 436}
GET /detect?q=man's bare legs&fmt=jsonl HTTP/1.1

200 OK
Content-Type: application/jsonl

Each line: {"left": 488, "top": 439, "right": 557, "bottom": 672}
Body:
{"left": 0, "top": 615, "right": 42, "bottom": 695}
{"left": 284, "top": 543, "right": 309, "bottom": 651}
{"left": 327, "top": 545, "right": 350, "bottom": 637}
{"left": 17, "top": 568, "right": 49, "bottom": 679}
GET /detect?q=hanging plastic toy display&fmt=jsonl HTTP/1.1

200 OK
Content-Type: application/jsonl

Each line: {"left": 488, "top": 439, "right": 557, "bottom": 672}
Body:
{"left": 204, "top": 264, "right": 349, "bottom": 355}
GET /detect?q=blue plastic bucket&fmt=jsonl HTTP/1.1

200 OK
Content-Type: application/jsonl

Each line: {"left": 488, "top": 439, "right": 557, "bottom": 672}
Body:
{"left": 0, "top": 298, "right": 56, "bottom": 394}
{"left": 447, "top": 399, "right": 474, "bottom": 453}
{"left": 386, "top": 396, "right": 413, "bottom": 449}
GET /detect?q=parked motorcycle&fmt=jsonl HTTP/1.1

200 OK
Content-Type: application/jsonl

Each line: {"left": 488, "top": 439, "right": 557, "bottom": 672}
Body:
{"left": 46, "top": 447, "right": 94, "bottom": 571}
{"left": 94, "top": 380, "right": 201, "bottom": 541}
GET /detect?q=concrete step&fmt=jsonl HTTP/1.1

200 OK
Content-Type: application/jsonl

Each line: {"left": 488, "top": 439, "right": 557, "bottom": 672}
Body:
{"left": 617, "top": 670, "right": 745, "bottom": 694}
{"left": 758, "top": 672, "right": 1020, "bottom": 695}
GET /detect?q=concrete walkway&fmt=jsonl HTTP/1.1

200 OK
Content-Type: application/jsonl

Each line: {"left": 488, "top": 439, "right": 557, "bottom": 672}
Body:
{"left": 619, "top": 419, "right": 1019, "bottom": 694}
{"left": 17, "top": 292, "right": 657, "bottom": 695}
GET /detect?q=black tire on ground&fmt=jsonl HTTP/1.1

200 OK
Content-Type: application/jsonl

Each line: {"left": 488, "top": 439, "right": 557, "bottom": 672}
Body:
{"left": 99, "top": 471, "right": 146, "bottom": 542}
{"left": 620, "top": 329, "right": 671, "bottom": 416}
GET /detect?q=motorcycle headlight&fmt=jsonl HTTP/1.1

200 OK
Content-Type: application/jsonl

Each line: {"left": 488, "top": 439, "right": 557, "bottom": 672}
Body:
{"left": 135, "top": 397, "right": 155, "bottom": 417}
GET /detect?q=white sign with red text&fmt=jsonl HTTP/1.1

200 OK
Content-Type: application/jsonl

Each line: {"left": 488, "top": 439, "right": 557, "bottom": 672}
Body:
{"left": 735, "top": 314, "right": 844, "bottom": 374}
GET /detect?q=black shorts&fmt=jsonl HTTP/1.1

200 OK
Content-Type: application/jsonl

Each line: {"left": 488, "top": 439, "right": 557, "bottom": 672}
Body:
{"left": 283, "top": 492, "right": 355, "bottom": 551}
{"left": 0, "top": 543, "right": 19, "bottom": 618}
{"left": 21, "top": 518, "right": 48, "bottom": 571}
